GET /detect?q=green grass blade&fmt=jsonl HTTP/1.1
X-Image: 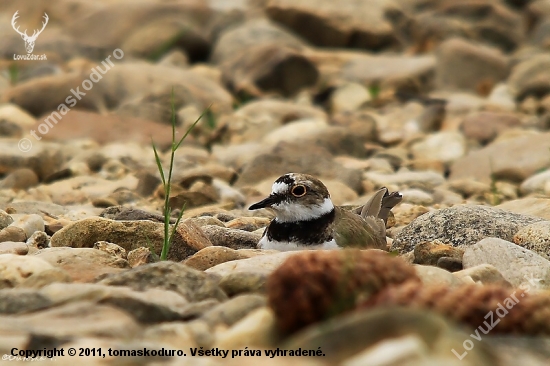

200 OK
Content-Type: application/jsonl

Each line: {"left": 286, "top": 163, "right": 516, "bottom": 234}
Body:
{"left": 169, "top": 202, "right": 187, "bottom": 247}
{"left": 174, "top": 104, "right": 212, "bottom": 150}
{"left": 143, "top": 231, "right": 159, "bottom": 261}
{"left": 151, "top": 140, "right": 166, "bottom": 186}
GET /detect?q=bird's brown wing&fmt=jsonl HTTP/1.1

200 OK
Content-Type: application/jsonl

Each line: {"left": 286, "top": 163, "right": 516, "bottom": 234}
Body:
{"left": 333, "top": 207, "right": 387, "bottom": 250}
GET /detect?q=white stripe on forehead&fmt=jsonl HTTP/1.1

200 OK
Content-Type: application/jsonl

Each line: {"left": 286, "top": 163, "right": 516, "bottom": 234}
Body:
{"left": 271, "top": 181, "right": 290, "bottom": 195}
{"left": 271, "top": 173, "right": 296, "bottom": 195}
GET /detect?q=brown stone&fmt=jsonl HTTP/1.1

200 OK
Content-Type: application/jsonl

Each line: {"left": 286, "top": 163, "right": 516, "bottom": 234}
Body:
{"left": 450, "top": 132, "right": 550, "bottom": 184}
{"left": 201, "top": 225, "right": 262, "bottom": 250}
{"left": 413, "top": 241, "right": 464, "bottom": 266}
{"left": 50, "top": 217, "right": 212, "bottom": 261}
{"left": 183, "top": 246, "right": 251, "bottom": 271}
{"left": 127, "top": 247, "right": 157, "bottom": 268}
{"left": 266, "top": 0, "right": 396, "bottom": 49}
{"left": 436, "top": 38, "right": 509, "bottom": 92}
{"left": 0, "top": 254, "right": 56, "bottom": 289}
{"left": 0, "top": 301, "right": 141, "bottom": 339}
{"left": 461, "top": 112, "right": 521, "bottom": 144}
{"left": 0, "top": 168, "right": 39, "bottom": 190}
{"left": 40, "top": 110, "right": 178, "bottom": 147}
{"left": 0, "top": 226, "right": 27, "bottom": 243}
{"left": 220, "top": 44, "right": 318, "bottom": 97}
{"left": 0, "top": 241, "right": 28, "bottom": 255}
{"left": 225, "top": 217, "right": 271, "bottom": 232}
{"left": 35, "top": 247, "right": 129, "bottom": 283}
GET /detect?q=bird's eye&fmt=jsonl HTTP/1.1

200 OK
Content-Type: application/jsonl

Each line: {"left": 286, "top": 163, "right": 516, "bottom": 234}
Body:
{"left": 291, "top": 184, "right": 307, "bottom": 197}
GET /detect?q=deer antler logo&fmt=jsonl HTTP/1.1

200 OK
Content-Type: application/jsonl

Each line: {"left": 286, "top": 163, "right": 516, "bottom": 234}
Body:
{"left": 11, "top": 11, "right": 49, "bottom": 54}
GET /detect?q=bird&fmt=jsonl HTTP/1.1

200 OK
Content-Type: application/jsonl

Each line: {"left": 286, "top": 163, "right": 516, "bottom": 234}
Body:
{"left": 249, "top": 173, "right": 402, "bottom": 251}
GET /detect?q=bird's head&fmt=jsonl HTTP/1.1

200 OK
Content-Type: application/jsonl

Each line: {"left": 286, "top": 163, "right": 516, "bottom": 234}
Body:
{"left": 249, "top": 173, "right": 334, "bottom": 222}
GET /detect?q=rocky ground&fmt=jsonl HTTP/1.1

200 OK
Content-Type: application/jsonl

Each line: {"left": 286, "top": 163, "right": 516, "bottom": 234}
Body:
{"left": 1, "top": 0, "right": 550, "bottom": 365}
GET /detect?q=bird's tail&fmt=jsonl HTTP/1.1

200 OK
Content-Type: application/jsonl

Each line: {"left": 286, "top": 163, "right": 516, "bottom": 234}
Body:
{"left": 357, "top": 187, "right": 403, "bottom": 224}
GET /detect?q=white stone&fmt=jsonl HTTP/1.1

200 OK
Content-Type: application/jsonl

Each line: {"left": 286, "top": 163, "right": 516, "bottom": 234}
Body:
{"left": 215, "top": 307, "right": 277, "bottom": 349}
{"left": 342, "top": 335, "right": 427, "bottom": 366}
{"left": 414, "top": 265, "right": 463, "bottom": 288}
{"left": 0, "top": 103, "right": 36, "bottom": 128}
{"left": 9, "top": 214, "right": 45, "bottom": 238}
{"left": 262, "top": 118, "right": 328, "bottom": 147}
{"left": 463, "top": 237, "right": 550, "bottom": 290}
{"left": 411, "top": 132, "right": 466, "bottom": 164}
{"left": 520, "top": 169, "right": 550, "bottom": 195}
{"left": 364, "top": 171, "right": 445, "bottom": 190}
{"left": 205, "top": 251, "right": 302, "bottom": 277}
{"left": 0, "top": 254, "right": 55, "bottom": 289}
{"left": 331, "top": 82, "right": 372, "bottom": 113}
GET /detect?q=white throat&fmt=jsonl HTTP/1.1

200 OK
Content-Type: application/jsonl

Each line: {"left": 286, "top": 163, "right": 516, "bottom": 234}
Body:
{"left": 273, "top": 197, "right": 334, "bottom": 223}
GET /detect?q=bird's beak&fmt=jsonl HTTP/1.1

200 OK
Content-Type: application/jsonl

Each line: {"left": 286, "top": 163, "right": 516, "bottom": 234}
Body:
{"left": 249, "top": 195, "right": 278, "bottom": 210}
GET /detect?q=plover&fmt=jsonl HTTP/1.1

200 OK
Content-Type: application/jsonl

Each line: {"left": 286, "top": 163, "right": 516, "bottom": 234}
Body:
{"left": 249, "top": 173, "right": 402, "bottom": 251}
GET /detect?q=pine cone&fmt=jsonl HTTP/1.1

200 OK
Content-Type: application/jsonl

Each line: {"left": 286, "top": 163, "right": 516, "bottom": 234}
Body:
{"left": 266, "top": 249, "right": 419, "bottom": 333}
{"left": 361, "top": 281, "right": 550, "bottom": 335}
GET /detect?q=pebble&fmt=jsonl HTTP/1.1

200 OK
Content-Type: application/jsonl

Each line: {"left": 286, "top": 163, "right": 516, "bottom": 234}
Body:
{"left": 205, "top": 251, "right": 300, "bottom": 277}
{"left": 219, "top": 271, "right": 268, "bottom": 296}
{"left": 284, "top": 307, "right": 494, "bottom": 365}
{"left": 214, "top": 307, "right": 277, "bottom": 349}
{"left": 392, "top": 205, "right": 543, "bottom": 254}
{"left": 497, "top": 198, "right": 550, "bottom": 221}
{"left": 513, "top": 221, "right": 550, "bottom": 260}
{"left": 331, "top": 82, "right": 372, "bottom": 112}
{"left": 0, "top": 254, "right": 56, "bottom": 289}
{"left": 200, "top": 294, "right": 266, "bottom": 327}
{"left": 26, "top": 231, "right": 49, "bottom": 249}
{"left": 41, "top": 283, "right": 191, "bottom": 323}
{"left": 399, "top": 189, "right": 434, "bottom": 206}
{"left": 142, "top": 322, "right": 197, "bottom": 349}
{"left": 225, "top": 217, "right": 271, "bottom": 232}
{"left": 436, "top": 37, "right": 509, "bottom": 92}
{"left": 0, "top": 288, "right": 53, "bottom": 314}
{"left": 453, "top": 264, "right": 512, "bottom": 287}
{"left": 9, "top": 214, "right": 45, "bottom": 238}
{"left": 410, "top": 132, "right": 466, "bottom": 164}
{"left": 450, "top": 132, "right": 550, "bottom": 184}
{"left": 413, "top": 241, "right": 464, "bottom": 267}
{"left": 0, "top": 301, "right": 141, "bottom": 339}
{"left": 183, "top": 246, "right": 254, "bottom": 271}
{"left": 127, "top": 247, "right": 156, "bottom": 268}
{"left": 0, "top": 210, "right": 14, "bottom": 230}
{"left": 461, "top": 111, "right": 521, "bottom": 144}
{"left": 97, "top": 261, "right": 228, "bottom": 302}
{"left": 50, "top": 217, "right": 212, "bottom": 261}
{"left": 93, "top": 241, "right": 127, "bottom": 260}
{"left": 0, "top": 168, "right": 39, "bottom": 189}
{"left": 520, "top": 169, "right": 550, "bottom": 195}
{"left": 0, "top": 241, "right": 28, "bottom": 255}
{"left": 0, "top": 226, "right": 27, "bottom": 243}
{"left": 414, "top": 265, "right": 463, "bottom": 288}
{"left": 463, "top": 237, "right": 550, "bottom": 290}
{"left": 364, "top": 171, "right": 446, "bottom": 191}
{"left": 201, "top": 225, "right": 262, "bottom": 250}
{"left": 35, "top": 247, "right": 129, "bottom": 283}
